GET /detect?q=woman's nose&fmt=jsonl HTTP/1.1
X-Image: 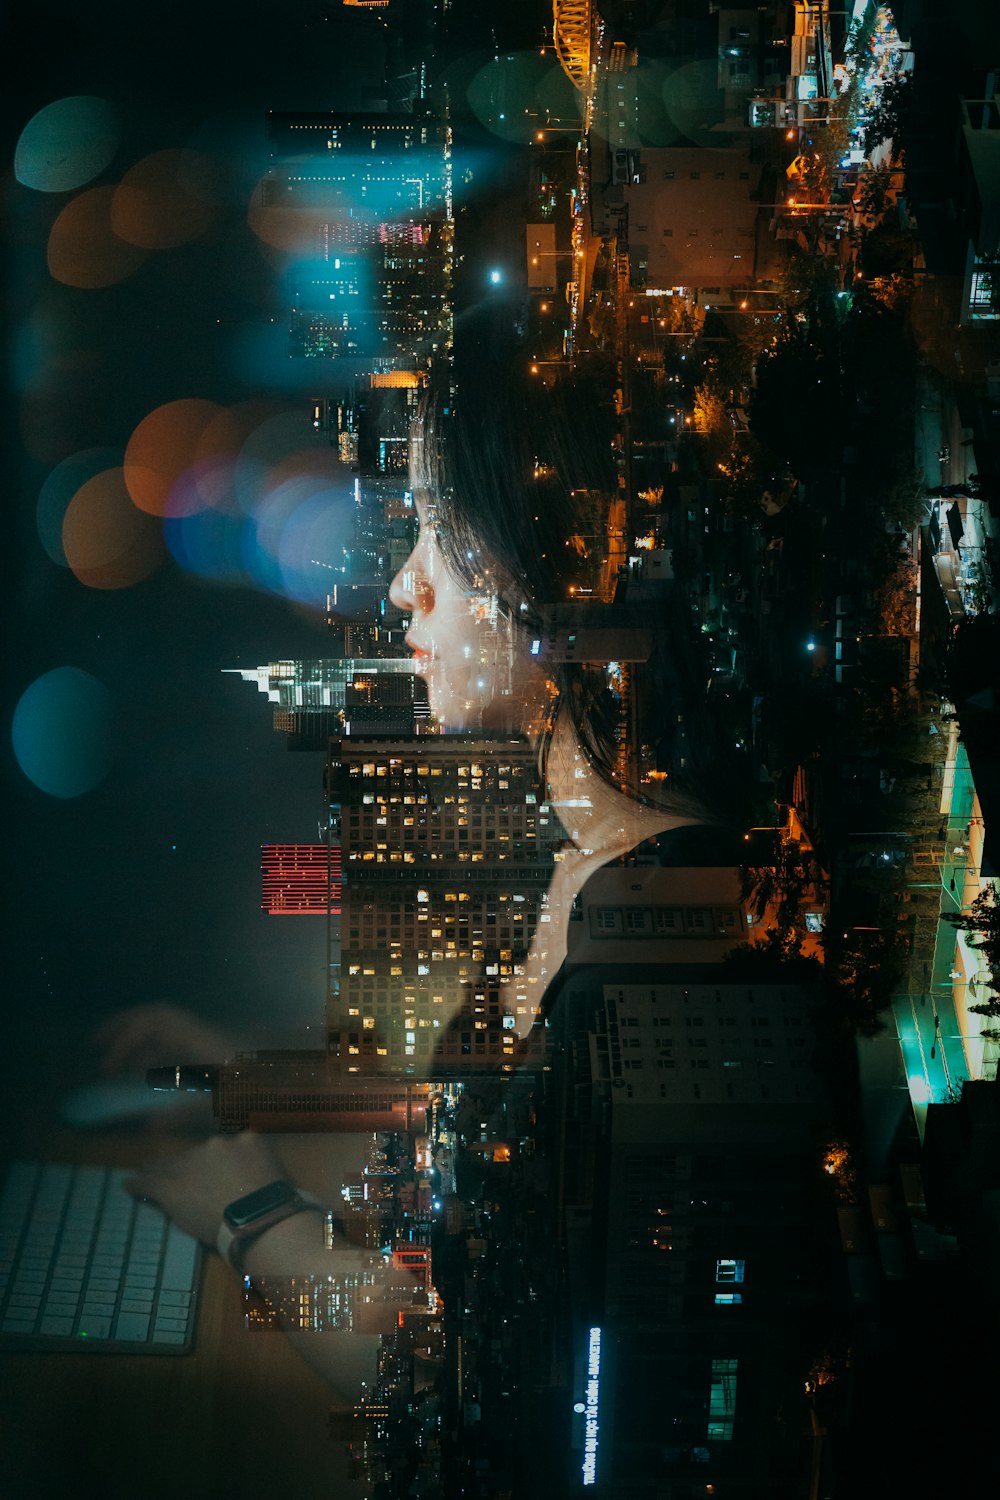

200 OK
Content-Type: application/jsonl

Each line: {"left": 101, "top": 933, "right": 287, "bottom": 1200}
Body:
{"left": 389, "top": 552, "right": 433, "bottom": 615}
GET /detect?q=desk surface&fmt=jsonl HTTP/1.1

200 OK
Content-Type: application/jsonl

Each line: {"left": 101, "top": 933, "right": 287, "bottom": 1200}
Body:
{"left": 1, "top": 1126, "right": 370, "bottom": 1500}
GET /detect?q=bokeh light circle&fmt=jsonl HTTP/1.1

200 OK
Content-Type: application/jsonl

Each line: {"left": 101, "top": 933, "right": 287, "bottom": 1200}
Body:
{"left": 111, "top": 149, "right": 220, "bottom": 249}
{"left": 466, "top": 53, "right": 572, "bottom": 144}
{"left": 12, "top": 667, "right": 116, "bottom": 798}
{"left": 37, "top": 447, "right": 123, "bottom": 566}
{"left": 62, "top": 467, "right": 165, "bottom": 589}
{"left": 247, "top": 176, "right": 319, "bottom": 255}
{"left": 250, "top": 460, "right": 354, "bottom": 604}
{"left": 192, "top": 399, "right": 284, "bottom": 507}
{"left": 47, "top": 186, "right": 148, "bottom": 289}
{"left": 164, "top": 501, "right": 250, "bottom": 585}
{"left": 124, "top": 399, "right": 222, "bottom": 516}
{"left": 15, "top": 96, "right": 119, "bottom": 193}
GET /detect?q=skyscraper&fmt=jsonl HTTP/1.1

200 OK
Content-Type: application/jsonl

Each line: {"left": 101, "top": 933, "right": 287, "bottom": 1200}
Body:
{"left": 326, "top": 734, "right": 564, "bottom": 1079}
{"left": 226, "top": 659, "right": 429, "bottom": 746}
{"left": 261, "top": 843, "right": 342, "bottom": 915}
{"left": 213, "top": 1053, "right": 431, "bottom": 1133}
{"left": 264, "top": 109, "right": 452, "bottom": 369}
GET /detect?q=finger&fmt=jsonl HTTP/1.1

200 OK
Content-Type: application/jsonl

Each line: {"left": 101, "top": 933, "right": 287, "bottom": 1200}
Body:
{"left": 97, "top": 1011, "right": 163, "bottom": 1071}
{"left": 122, "top": 1173, "right": 153, "bottom": 1203}
{"left": 96, "top": 1003, "right": 171, "bottom": 1044}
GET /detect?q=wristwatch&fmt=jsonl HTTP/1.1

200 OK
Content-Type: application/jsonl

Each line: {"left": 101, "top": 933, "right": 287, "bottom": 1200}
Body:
{"left": 216, "top": 1180, "right": 324, "bottom": 1271}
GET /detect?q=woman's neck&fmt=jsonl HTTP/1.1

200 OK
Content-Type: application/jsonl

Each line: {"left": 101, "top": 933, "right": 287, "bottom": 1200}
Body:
{"left": 511, "top": 712, "right": 700, "bottom": 1036}
{"left": 544, "top": 709, "right": 693, "bottom": 866}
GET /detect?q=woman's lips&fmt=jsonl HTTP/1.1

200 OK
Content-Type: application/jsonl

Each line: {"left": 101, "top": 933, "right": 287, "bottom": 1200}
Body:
{"left": 406, "top": 639, "right": 432, "bottom": 660}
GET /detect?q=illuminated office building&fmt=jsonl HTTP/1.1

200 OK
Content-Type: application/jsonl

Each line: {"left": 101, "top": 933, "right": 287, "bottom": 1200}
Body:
{"left": 226, "top": 659, "right": 429, "bottom": 744}
{"left": 561, "top": 973, "right": 830, "bottom": 1495}
{"left": 213, "top": 1052, "right": 432, "bottom": 1133}
{"left": 265, "top": 110, "right": 452, "bottom": 368}
{"left": 333, "top": 619, "right": 409, "bottom": 659}
{"left": 289, "top": 281, "right": 436, "bottom": 363}
{"left": 326, "top": 735, "right": 563, "bottom": 1079}
{"left": 244, "top": 1257, "right": 435, "bottom": 1336}
{"left": 266, "top": 112, "right": 447, "bottom": 203}
{"left": 261, "top": 843, "right": 342, "bottom": 915}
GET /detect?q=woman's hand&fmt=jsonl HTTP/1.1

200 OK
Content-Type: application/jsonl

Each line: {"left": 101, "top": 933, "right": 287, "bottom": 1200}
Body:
{"left": 126, "top": 1131, "right": 284, "bottom": 1248}
{"left": 96, "top": 1004, "right": 238, "bottom": 1076}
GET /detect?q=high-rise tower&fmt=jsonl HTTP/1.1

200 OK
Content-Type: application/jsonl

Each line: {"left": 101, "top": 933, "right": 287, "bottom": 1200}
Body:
{"left": 326, "top": 734, "right": 564, "bottom": 1079}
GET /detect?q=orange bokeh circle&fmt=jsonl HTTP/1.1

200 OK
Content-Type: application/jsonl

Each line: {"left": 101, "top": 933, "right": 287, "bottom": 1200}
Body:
{"left": 111, "top": 149, "right": 220, "bottom": 249}
{"left": 62, "top": 467, "right": 165, "bottom": 588}
{"left": 47, "top": 186, "right": 148, "bottom": 289}
{"left": 124, "top": 398, "right": 222, "bottom": 516}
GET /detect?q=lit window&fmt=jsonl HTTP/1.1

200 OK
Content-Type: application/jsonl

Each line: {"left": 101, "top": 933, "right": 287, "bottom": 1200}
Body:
{"left": 715, "top": 1259, "right": 745, "bottom": 1284}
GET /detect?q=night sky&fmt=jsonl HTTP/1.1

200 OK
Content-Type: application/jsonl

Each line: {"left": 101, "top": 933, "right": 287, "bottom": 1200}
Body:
{"left": 2, "top": 1, "right": 418, "bottom": 1105}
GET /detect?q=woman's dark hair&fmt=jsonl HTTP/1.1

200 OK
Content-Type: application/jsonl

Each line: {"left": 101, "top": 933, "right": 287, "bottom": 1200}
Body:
{"left": 411, "top": 352, "right": 744, "bottom": 828}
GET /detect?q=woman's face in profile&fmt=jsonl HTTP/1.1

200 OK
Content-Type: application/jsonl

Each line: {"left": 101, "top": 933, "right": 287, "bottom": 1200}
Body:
{"left": 390, "top": 498, "right": 547, "bottom": 732}
{"left": 389, "top": 499, "right": 492, "bottom": 729}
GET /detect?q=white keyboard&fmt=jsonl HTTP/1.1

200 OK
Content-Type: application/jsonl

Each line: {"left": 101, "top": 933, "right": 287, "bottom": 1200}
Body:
{"left": 0, "top": 1162, "right": 200, "bottom": 1353}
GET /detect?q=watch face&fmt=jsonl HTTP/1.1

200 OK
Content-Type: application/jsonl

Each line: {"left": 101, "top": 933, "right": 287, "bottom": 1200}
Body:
{"left": 224, "top": 1180, "right": 296, "bottom": 1229}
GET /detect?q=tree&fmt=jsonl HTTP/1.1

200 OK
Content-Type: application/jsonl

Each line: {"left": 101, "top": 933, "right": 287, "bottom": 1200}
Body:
{"left": 942, "top": 886, "right": 1000, "bottom": 996}
{"left": 867, "top": 272, "right": 912, "bottom": 314}
{"left": 860, "top": 223, "right": 914, "bottom": 279}
{"left": 875, "top": 558, "right": 916, "bottom": 637}
{"left": 826, "top": 930, "right": 908, "bottom": 1036}
{"left": 787, "top": 150, "right": 832, "bottom": 207}
{"left": 854, "top": 165, "right": 895, "bottom": 223}
{"left": 692, "top": 383, "right": 727, "bottom": 436}
{"left": 862, "top": 73, "right": 912, "bottom": 156}
{"left": 741, "top": 831, "right": 825, "bottom": 961}
{"left": 587, "top": 296, "right": 616, "bottom": 347}
{"left": 773, "top": 243, "right": 840, "bottom": 311}
{"left": 845, "top": 0, "right": 879, "bottom": 65}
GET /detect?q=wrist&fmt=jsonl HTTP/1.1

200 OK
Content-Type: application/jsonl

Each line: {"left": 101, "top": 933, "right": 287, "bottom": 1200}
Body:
{"left": 217, "top": 1180, "right": 325, "bottom": 1273}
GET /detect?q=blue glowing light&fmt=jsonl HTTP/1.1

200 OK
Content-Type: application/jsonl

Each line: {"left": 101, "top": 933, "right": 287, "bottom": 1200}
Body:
{"left": 12, "top": 667, "right": 116, "bottom": 798}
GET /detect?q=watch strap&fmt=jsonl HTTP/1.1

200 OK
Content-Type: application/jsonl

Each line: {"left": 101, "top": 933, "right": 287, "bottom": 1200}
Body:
{"left": 216, "top": 1186, "right": 324, "bottom": 1271}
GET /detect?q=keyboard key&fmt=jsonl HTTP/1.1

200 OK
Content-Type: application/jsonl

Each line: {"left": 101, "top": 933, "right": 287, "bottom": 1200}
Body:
{"left": 7, "top": 1293, "right": 42, "bottom": 1311}
{"left": 78, "top": 1316, "right": 112, "bottom": 1339}
{"left": 135, "top": 1205, "right": 166, "bottom": 1229}
{"left": 50, "top": 1276, "right": 84, "bottom": 1293}
{"left": 153, "top": 1315, "right": 188, "bottom": 1333}
{"left": 151, "top": 1330, "right": 187, "bottom": 1346}
{"left": 39, "top": 1315, "right": 75, "bottom": 1337}
{"left": 96, "top": 1234, "right": 129, "bottom": 1251}
{"left": 3, "top": 1316, "right": 38, "bottom": 1334}
{"left": 82, "top": 1290, "right": 118, "bottom": 1307}
{"left": 158, "top": 1289, "right": 192, "bottom": 1309}
{"left": 123, "top": 1273, "right": 157, "bottom": 1291}
{"left": 113, "top": 1310, "right": 150, "bottom": 1342}
{"left": 59, "top": 1233, "right": 96, "bottom": 1251}
{"left": 161, "top": 1226, "right": 197, "bottom": 1292}
{"left": 86, "top": 1277, "right": 122, "bottom": 1294}
{"left": 120, "top": 1295, "right": 154, "bottom": 1313}
{"left": 44, "top": 1291, "right": 81, "bottom": 1308}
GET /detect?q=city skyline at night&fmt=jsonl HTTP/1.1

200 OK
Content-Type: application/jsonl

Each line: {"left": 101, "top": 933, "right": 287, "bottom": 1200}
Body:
{"left": 5, "top": 2, "right": 1000, "bottom": 1498}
